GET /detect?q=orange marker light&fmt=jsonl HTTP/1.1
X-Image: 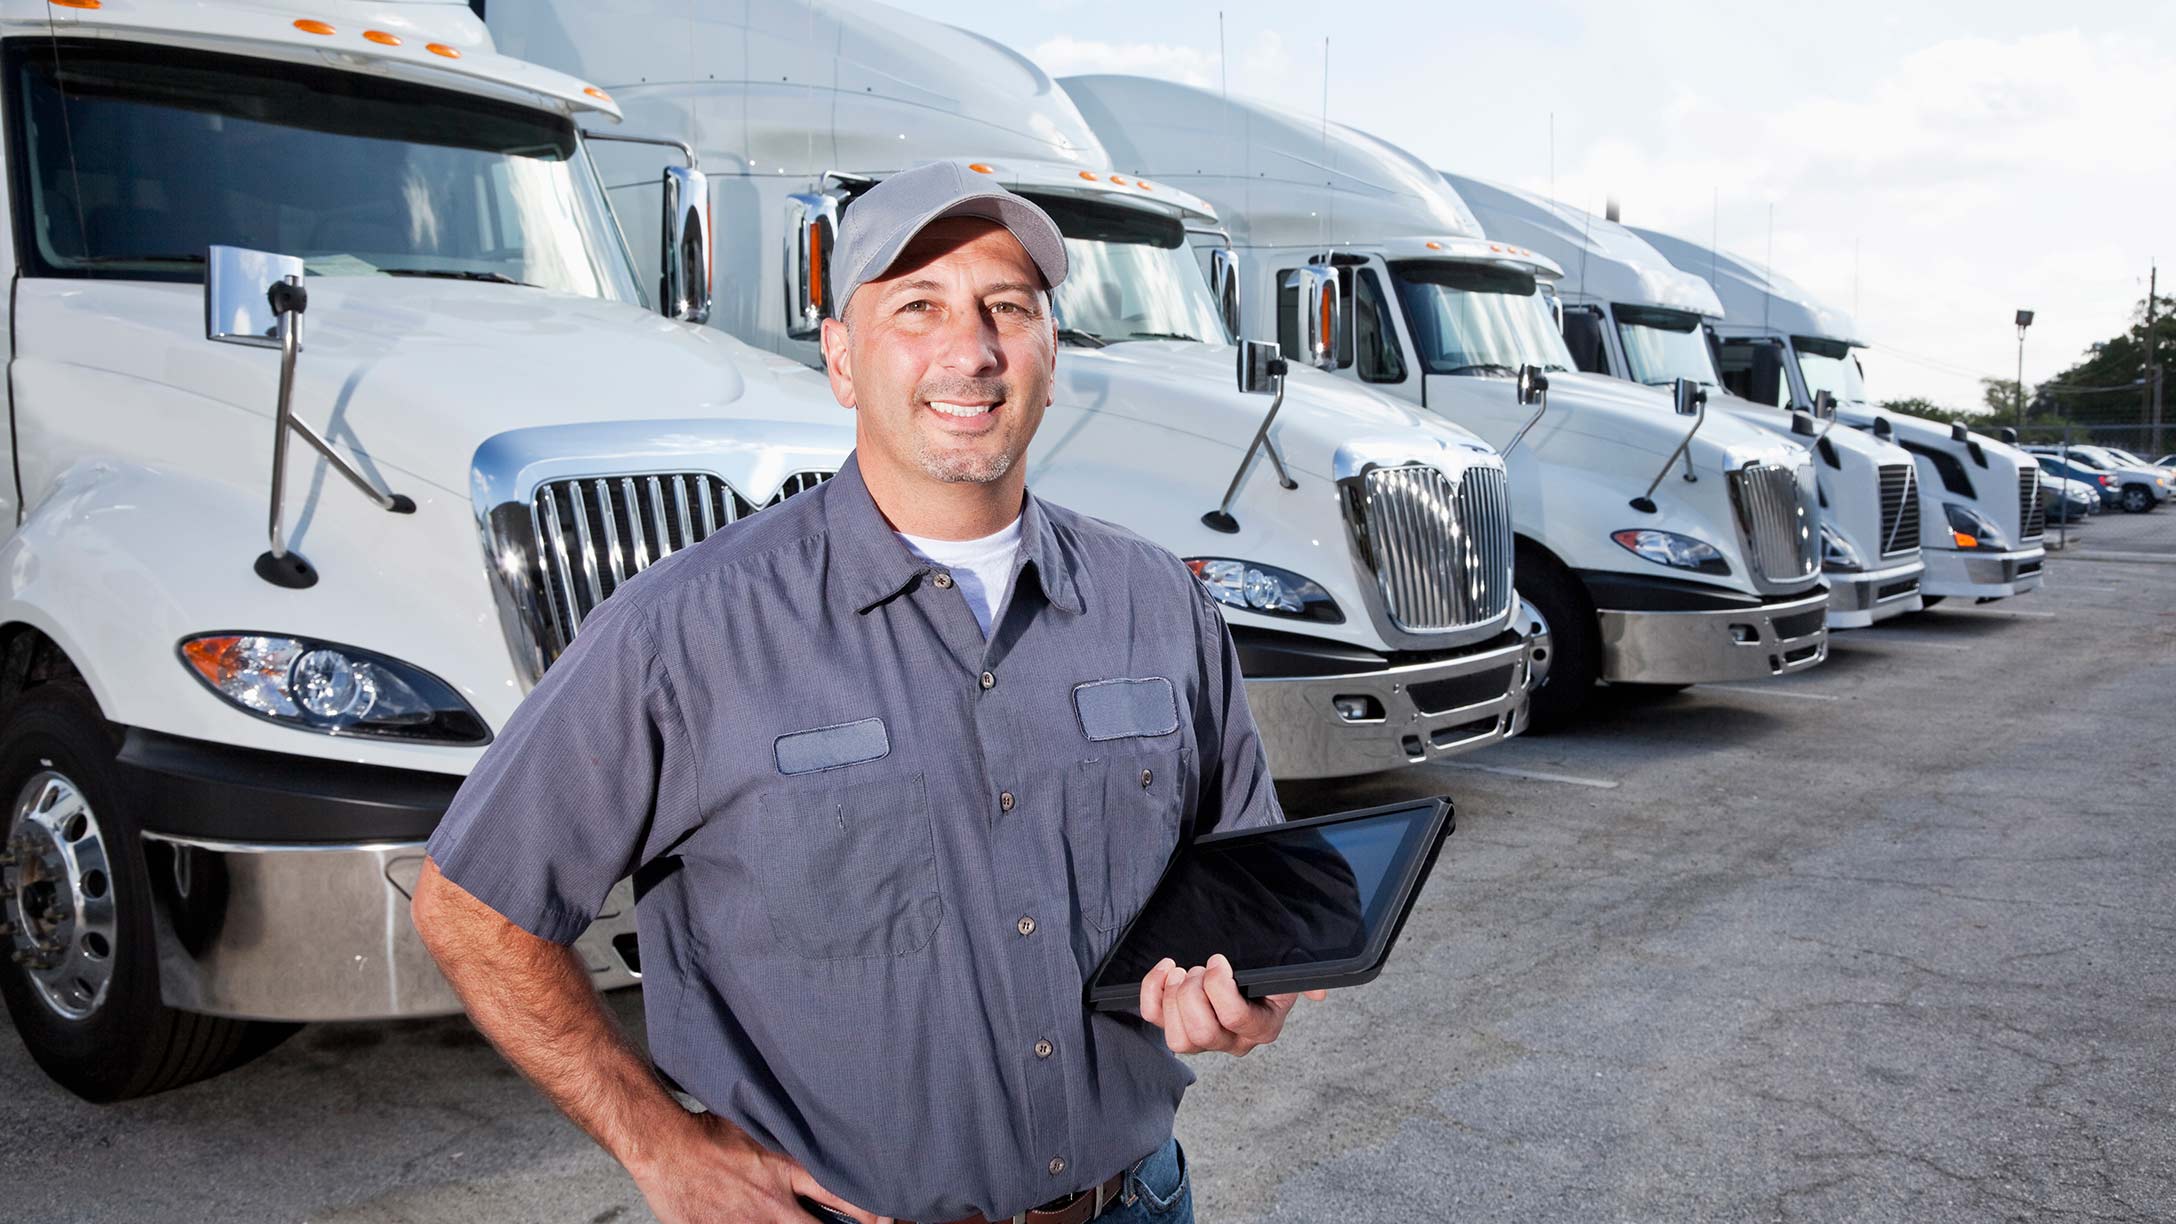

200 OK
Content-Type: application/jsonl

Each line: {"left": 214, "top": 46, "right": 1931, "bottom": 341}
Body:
{"left": 1078, "top": 171, "right": 1099, "bottom": 181}
{"left": 363, "top": 30, "right": 401, "bottom": 45}
{"left": 426, "top": 42, "right": 460, "bottom": 58}
{"left": 584, "top": 86, "right": 611, "bottom": 101}
{"left": 1951, "top": 530, "right": 1979, "bottom": 549}
{"left": 967, "top": 163, "right": 994, "bottom": 174}
{"left": 49, "top": 0, "right": 101, "bottom": 9}
{"left": 808, "top": 227, "right": 825, "bottom": 310}
{"left": 1425, "top": 240, "right": 1443, "bottom": 250}
{"left": 1136, "top": 180, "right": 1153, "bottom": 190}
{"left": 294, "top": 19, "right": 335, "bottom": 34}
{"left": 1109, "top": 175, "right": 1129, "bottom": 185}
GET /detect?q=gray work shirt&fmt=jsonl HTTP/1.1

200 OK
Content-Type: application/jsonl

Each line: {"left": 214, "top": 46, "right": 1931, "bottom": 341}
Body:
{"left": 428, "top": 453, "right": 1281, "bottom": 1222}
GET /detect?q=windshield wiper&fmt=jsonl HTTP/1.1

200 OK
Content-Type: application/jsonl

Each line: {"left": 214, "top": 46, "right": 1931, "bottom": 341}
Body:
{"left": 1055, "top": 327, "right": 1109, "bottom": 348}
{"left": 1443, "top": 362, "right": 1520, "bottom": 377}
{"left": 66, "top": 253, "right": 206, "bottom": 266}
{"left": 380, "top": 268, "right": 534, "bottom": 287}
{"left": 1115, "top": 331, "right": 1201, "bottom": 344}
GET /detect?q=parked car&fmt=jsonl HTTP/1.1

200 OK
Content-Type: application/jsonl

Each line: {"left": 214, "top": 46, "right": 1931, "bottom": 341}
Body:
{"left": 2041, "top": 472, "right": 2101, "bottom": 522}
{"left": 2032, "top": 453, "right": 2118, "bottom": 511}
{"left": 2026, "top": 446, "right": 2169, "bottom": 514}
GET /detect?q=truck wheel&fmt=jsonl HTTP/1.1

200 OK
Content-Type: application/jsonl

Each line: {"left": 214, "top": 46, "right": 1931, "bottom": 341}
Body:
{"left": 1513, "top": 548, "right": 1601, "bottom": 733}
{"left": 2120, "top": 485, "right": 2152, "bottom": 513}
{"left": 0, "top": 683, "right": 295, "bottom": 1101}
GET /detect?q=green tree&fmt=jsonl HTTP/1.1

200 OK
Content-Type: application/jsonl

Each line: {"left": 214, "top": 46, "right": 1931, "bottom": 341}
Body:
{"left": 2037, "top": 291, "right": 2172, "bottom": 429}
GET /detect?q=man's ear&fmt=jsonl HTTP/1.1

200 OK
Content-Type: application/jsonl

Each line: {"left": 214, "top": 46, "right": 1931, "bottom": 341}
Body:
{"left": 820, "top": 315, "right": 856, "bottom": 410}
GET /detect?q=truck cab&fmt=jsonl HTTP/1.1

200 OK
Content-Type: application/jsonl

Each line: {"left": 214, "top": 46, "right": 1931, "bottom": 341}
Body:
{"left": 488, "top": 0, "right": 1544, "bottom": 780}
{"left": 0, "top": 1, "right": 856, "bottom": 1099}
{"left": 1450, "top": 176, "right": 1928, "bottom": 629}
{"left": 1632, "top": 228, "right": 2047, "bottom": 603}
{"left": 1063, "top": 73, "right": 1830, "bottom": 730}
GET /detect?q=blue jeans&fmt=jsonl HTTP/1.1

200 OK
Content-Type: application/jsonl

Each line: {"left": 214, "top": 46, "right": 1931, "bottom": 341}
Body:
{"left": 1101, "top": 1135, "right": 1193, "bottom": 1223}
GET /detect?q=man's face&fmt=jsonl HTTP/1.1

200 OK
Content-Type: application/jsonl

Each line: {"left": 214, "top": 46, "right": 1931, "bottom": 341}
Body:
{"left": 820, "top": 217, "right": 1056, "bottom": 489}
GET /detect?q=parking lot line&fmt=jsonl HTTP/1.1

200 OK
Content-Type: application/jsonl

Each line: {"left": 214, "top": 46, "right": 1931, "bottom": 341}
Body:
{"left": 1699, "top": 684, "right": 1839, "bottom": 702}
{"left": 1440, "top": 762, "right": 1621, "bottom": 789}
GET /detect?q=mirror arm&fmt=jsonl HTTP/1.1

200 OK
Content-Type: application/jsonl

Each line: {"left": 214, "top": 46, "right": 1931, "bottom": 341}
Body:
{"left": 1501, "top": 386, "right": 1548, "bottom": 460}
{"left": 1202, "top": 374, "right": 1296, "bottom": 533}
{"left": 1633, "top": 395, "right": 1707, "bottom": 511}
{"left": 579, "top": 129, "right": 698, "bottom": 169}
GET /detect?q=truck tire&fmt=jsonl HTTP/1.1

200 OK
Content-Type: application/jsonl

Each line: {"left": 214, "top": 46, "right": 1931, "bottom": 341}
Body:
{"left": 0, "top": 683, "right": 295, "bottom": 1101}
{"left": 2120, "top": 484, "right": 2153, "bottom": 513}
{"left": 1513, "top": 546, "right": 1602, "bottom": 733}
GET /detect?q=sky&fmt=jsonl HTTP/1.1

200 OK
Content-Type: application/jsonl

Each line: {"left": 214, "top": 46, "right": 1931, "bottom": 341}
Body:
{"left": 908, "top": 0, "right": 2175, "bottom": 414}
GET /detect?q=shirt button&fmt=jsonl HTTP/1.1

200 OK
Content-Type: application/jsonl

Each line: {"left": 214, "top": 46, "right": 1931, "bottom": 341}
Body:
{"left": 1016, "top": 915, "right": 1037, "bottom": 937}
{"left": 1034, "top": 1038, "right": 1054, "bottom": 1059}
{"left": 1141, "top": 768, "right": 1153, "bottom": 787}
{"left": 999, "top": 791, "right": 1016, "bottom": 812}
{"left": 933, "top": 572, "right": 955, "bottom": 589}
{"left": 980, "top": 670, "right": 996, "bottom": 690}
{"left": 1048, "top": 1157, "right": 1067, "bottom": 1177}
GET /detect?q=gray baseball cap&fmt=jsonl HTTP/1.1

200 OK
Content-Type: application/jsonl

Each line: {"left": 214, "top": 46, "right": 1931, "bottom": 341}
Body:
{"left": 832, "top": 160, "right": 1069, "bottom": 318}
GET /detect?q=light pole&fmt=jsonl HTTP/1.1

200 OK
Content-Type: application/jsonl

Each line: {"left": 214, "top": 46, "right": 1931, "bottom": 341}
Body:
{"left": 2014, "top": 309, "right": 2035, "bottom": 432}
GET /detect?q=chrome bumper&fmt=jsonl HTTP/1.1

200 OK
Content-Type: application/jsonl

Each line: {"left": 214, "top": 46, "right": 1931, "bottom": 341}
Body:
{"left": 1921, "top": 544, "right": 2046, "bottom": 599}
{"left": 1245, "top": 632, "right": 1538, "bottom": 781}
{"left": 1598, "top": 588, "right": 1829, "bottom": 684}
{"left": 1825, "top": 557, "right": 1927, "bottom": 629}
{"left": 141, "top": 833, "right": 640, "bottom": 1022}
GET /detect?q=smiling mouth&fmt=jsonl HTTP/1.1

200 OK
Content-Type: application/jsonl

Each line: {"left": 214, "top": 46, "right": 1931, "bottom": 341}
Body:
{"left": 927, "top": 400, "right": 999, "bottom": 419}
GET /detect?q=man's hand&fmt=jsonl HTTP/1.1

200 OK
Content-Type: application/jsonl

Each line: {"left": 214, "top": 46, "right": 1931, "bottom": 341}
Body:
{"left": 1137, "top": 954, "right": 1326, "bottom": 1056}
{"left": 629, "top": 1112, "right": 889, "bottom": 1224}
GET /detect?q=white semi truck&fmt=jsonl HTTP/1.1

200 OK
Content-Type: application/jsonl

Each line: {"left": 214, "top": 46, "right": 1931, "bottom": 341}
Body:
{"left": 1632, "top": 228, "right": 2046, "bottom": 603}
{"left": 1063, "top": 74, "right": 1830, "bottom": 728}
{"left": 1448, "top": 177, "right": 1928, "bottom": 629}
{"left": 0, "top": 0, "right": 862, "bottom": 1099}
{"left": 487, "top": 0, "right": 1544, "bottom": 778}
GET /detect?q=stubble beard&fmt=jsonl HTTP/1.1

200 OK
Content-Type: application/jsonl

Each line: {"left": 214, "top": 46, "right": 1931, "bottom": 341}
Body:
{"left": 910, "top": 374, "right": 1019, "bottom": 485}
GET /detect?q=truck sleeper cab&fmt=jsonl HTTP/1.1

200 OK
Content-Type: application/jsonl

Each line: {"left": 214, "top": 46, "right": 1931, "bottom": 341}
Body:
{"left": 1447, "top": 176, "right": 1926, "bottom": 629}
{"left": 1061, "top": 73, "right": 1828, "bottom": 729}
{"left": 1631, "top": 226, "right": 2046, "bottom": 603}
{"left": 490, "top": 0, "right": 1542, "bottom": 779}
{"left": 0, "top": 4, "right": 856, "bottom": 1100}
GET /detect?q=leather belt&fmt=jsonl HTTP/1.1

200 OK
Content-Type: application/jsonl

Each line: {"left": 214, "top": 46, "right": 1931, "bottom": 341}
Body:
{"left": 925, "top": 1168, "right": 1130, "bottom": 1224}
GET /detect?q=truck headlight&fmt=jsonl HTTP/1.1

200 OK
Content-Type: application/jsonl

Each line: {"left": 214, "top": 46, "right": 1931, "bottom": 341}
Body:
{"left": 1819, "top": 522, "right": 1865, "bottom": 572}
{"left": 1184, "top": 559, "right": 1343, "bottom": 623}
{"left": 179, "top": 634, "right": 490, "bottom": 745}
{"left": 1609, "top": 529, "right": 1730, "bottom": 576}
{"left": 1942, "top": 503, "right": 2007, "bottom": 551}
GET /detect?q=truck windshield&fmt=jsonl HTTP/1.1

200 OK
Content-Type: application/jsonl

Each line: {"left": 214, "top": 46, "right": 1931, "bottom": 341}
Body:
{"left": 1615, "top": 305, "right": 1722, "bottom": 389}
{"left": 1387, "top": 260, "right": 1573, "bottom": 377}
{"left": 6, "top": 40, "right": 641, "bottom": 302}
{"left": 1027, "top": 192, "right": 1230, "bottom": 345}
{"left": 1793, "top": 336, "right": 1868, "bottom": 406}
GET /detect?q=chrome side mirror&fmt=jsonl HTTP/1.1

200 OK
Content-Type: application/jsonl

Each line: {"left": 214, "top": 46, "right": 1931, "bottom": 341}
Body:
{"left": 1812, "top": 389, "right": 1837, "bottom": 422}
{"left": 783, "top": 190, "right": 840, "bottom": 340}
{"left": 1282, "top": 266, "right": 1343, "bottom": 372}
{"left": 206, "top": 245, "right": 304, "bottom": 348}
{"left": 1517, "top": 363, "right": 1550, "bottom": 407}
{"left": 1208, "top": 247, "right": 1242, "bottom": 340}
{"left": 660, "top": 166, "right": 712, "bottom": 324}
{"left": 1673, "top": 377, "right": 1708, "bottom": 417}
{"left": 1236, "top": 339, "right": 1287, "bottom": 395}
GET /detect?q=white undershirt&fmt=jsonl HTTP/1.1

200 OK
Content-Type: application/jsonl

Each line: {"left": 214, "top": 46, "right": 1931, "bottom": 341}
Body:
{"left": 895, "top": 517, "right": 1023, "bottom": 638}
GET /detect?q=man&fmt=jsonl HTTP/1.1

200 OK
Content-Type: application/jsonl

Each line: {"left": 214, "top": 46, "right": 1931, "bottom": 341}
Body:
{"left": 411, "top": 161, "right": 1320, "bottom": 1224}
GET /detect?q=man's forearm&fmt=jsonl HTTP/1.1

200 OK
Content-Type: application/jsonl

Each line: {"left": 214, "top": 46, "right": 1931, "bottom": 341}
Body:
{"left": 410, "top": 857, "right": 696, "bottom": 1170}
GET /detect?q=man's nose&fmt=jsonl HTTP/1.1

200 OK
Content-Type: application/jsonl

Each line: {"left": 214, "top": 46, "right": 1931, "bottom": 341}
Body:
{"left": 932, "top": 303, "right": 1004, "bottom": 376}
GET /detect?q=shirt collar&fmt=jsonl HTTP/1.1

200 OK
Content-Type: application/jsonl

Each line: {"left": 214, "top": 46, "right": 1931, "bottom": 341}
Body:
{"left": 826, "top": 452, "right": 1083, "bottom": 616}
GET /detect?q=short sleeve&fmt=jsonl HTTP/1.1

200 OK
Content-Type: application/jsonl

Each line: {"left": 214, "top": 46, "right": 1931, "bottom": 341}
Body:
{"left": 1189, "top": 581, "right": 1284, "bottom": 834}
{"left": 426, "top": 590, "right": 696, "bottom": 943}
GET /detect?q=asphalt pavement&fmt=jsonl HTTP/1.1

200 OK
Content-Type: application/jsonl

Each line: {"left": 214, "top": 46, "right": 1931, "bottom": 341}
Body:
{"left": 5, "top": 555, "right": 2173, "bottom": 1223}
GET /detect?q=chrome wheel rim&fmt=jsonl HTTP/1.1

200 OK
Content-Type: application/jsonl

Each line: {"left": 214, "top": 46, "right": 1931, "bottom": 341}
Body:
{"left": 5, "top": 770, "right": 118, "bottom": 1021}
{"left": 1519, "top": 597, "right": 1555, "bottom": 692}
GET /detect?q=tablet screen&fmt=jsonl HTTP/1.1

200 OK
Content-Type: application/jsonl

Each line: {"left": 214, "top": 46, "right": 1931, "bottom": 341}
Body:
{"left": 1089, "top": 801, "right": 1442, "bottom": 994}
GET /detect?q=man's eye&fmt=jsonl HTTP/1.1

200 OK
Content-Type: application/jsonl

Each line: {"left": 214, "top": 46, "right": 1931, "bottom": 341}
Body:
{"left": 900, "top": 300, "right": 933, "bottom": 313}
{"left": 991, "top": 301, "right": 1030, "bottom": 316}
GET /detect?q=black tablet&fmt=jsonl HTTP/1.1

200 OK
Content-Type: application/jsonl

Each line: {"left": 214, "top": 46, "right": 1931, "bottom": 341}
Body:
{"left": 1085, "top": 797, "right": 1452, "bottom": 1009}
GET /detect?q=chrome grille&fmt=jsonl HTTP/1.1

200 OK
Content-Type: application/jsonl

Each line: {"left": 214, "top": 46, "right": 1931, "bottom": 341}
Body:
{"left": 1350, "top": 463, "right": 1514, "bottom": 633}
{"left": 1877, "top": 463, "right": 1921, "bottom": 556}
{"left": 1728, "top": 463, "right": 1820, "bottom": 583}
{"left": 529, "top": 470, "right": 831, "bottom": 663}
{"left": 2019, "top": 467, "right": 2045, "bottom": 540}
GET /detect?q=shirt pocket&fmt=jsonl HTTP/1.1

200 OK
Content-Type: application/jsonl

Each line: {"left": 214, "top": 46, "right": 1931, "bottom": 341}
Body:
{"left": 1065, "top": 744, "right": 1192, "bottom": 933}
{"left": 750, "top": 770, "right": 943, "bottom": 960}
